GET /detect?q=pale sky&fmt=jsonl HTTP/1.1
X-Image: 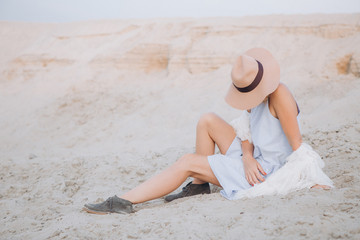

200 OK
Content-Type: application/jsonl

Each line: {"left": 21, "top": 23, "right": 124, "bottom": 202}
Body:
{"left": 0, "top": 0, "right": 359, "bottom": 22}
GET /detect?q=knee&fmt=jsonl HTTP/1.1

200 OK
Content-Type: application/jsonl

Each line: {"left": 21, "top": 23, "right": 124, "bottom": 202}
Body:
{"left": 197, "top": 112, "right": 218, "bottom": 129}
{"left": 175, "top": 153, "right": 196, "bottom": 171}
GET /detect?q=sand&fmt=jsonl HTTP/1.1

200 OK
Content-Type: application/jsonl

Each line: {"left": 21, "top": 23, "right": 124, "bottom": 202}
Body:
{"left": 0, "top": 14, "right": 359, "bottom": 239}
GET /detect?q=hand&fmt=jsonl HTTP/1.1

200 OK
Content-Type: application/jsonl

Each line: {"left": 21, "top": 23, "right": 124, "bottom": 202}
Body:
{"left": 242, "top": 155, "right": 267, "bottom": 186}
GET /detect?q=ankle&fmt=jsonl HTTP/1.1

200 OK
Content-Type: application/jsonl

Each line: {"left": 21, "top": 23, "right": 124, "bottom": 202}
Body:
{"left": 119, "top": 195, "right": 135, "bottom": 204}
{"left": 192, "top": 179, "right": 207, "bottom": 185}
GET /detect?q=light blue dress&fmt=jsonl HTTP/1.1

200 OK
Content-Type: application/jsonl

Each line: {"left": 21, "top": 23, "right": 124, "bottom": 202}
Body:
{"left": 208, "top": 100, "right": 299, "bottom": 200}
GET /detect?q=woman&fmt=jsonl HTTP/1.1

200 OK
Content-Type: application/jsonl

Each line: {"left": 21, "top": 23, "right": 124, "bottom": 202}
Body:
{"left": 83, "top": 48, "right": 333, "bottom": 214}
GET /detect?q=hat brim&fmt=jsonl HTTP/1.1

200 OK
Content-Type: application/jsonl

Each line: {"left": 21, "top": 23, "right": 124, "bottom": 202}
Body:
{"left": 225, "top": 48, "right": 280, "bottom": 110}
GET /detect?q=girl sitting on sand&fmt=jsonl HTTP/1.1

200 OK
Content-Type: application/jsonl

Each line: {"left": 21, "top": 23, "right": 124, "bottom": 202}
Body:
{"left": 83, "top": 48, "right": 333, "bottom": 214}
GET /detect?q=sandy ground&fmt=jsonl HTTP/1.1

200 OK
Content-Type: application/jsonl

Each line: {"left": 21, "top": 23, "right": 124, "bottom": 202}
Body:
{"left": 0, "top": 14, "right": 359, "bottom": 239}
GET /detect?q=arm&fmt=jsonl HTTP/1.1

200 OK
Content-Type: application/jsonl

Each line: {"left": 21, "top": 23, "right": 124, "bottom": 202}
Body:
{"left": 270, "top": 83, "right": 302, "bottom": 151}
{"left": 241, "top": 140, "right": 266, "bottom": 186}
{"left": 230, "top": 110, "right": 266, "bottom": 186}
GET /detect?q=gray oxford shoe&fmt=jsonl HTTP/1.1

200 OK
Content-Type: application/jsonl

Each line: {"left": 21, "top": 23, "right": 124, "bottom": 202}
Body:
{"left": 165, "top": 182, "right": 211, "bottom": 202}
{"left": 83, "top": 195, "right": 134, "bottom": 214}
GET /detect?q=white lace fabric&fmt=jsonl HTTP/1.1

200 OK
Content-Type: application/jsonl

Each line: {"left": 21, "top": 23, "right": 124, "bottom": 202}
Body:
{"left": 233, "top": 143, "right": 334, "bottom": 199}
{"left": 230, "top": 111, "right": 252, "bottom": 143}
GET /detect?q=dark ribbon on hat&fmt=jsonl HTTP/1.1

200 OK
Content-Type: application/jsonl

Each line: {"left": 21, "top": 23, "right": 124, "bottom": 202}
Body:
{"left": 233, "top": 60, "right": 263, "bottom": 93}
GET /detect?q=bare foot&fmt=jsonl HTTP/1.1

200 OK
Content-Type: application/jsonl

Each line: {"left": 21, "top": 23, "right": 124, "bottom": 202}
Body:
{"left": 311, "top": 184, "right": 331, "bottom": 190}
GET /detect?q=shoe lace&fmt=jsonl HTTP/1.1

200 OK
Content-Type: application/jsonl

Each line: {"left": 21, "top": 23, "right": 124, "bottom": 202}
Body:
{"left": 106, "top": 197, "right": 113, "bottom": 209}
{"left": 182, "top": 182, "right": 192, "bottom": 194}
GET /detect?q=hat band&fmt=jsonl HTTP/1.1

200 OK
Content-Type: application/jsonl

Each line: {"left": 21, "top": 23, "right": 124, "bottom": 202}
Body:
{"left": 233, "top": 60, "right": 263, "bottom": 93}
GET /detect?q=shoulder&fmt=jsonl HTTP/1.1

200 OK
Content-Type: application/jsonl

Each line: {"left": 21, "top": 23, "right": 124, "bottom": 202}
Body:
{"left": 269, "top": 83, "right": 298, "bottom": 119}
{"left": 271, "top": 83, "right": 293, "bottom": 100}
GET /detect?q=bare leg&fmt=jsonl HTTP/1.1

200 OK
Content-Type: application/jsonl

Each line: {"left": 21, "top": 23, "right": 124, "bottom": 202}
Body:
{"left": 120, "top": 113, "right": 235, "bottom": 204}
{"left": 120, "top": 154, "right": 220, "bottom": 204}
{"left": 193, "top": 113, "right": 236, "bottom": 184}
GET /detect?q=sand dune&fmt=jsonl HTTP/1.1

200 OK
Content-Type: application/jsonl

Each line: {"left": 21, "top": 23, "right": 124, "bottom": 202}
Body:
{"left": 0, "top": 14, "right": 359, "bottom": 239}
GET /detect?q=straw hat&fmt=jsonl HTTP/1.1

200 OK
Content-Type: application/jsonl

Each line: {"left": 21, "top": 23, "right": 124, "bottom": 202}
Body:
{"left": 225, "top": 48, "right": 280, "bottom": 110}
